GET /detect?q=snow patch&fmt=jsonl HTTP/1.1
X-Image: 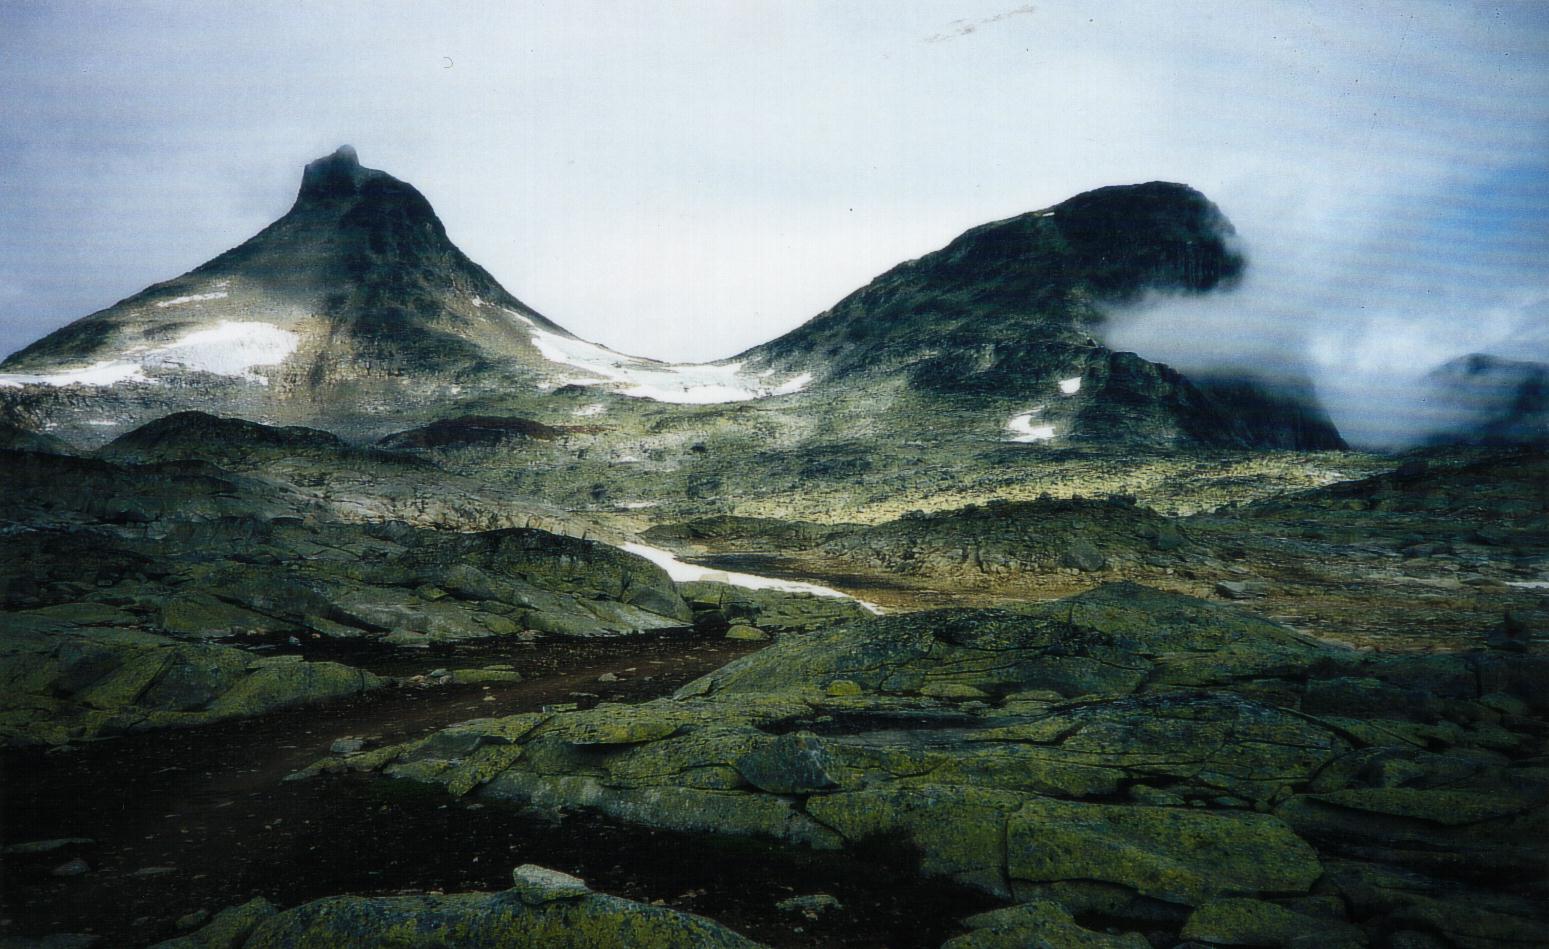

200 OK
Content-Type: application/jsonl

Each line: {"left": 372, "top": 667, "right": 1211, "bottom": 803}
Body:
{"left": 575, "top": 404, "right": 607, "bottom": 417}
{"left": 0, "top": 360, "right": 148, "bottom": 388}
{"left": 1059, "top": 376, "right": 1082, "bottom": 395}
{"left": 141, "top": 322, "right": 298, "bottom": 382}
{"left": 0, "top": 321, "right": 298, "bottom": 389}
{"left": 617, "top": 501, "right": 658, "bottom": 510}
{"left": 1007, "top": 408, "right": 1056, "bottom": 443}
{"left": 1507, "top": 580, "right": 1549, "bottom": 589}
{"left": 620, "top": 542, "right": 882, "bottom": 614}
{"left": 503, "top": 306, "right": 810, "bottom": 404}
{"left": 154, "top": 291, "right": 229, "bottom": 308}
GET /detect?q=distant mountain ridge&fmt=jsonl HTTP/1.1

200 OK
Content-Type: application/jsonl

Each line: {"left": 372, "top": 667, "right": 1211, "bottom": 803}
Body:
{"left": 744, "top": 181, "right": 1244, "bottom": 382}
{"left": 1420, "top": 353, "right": 1548, "bottom": 445}
{"left": 2, "top": 148, "right": 1341, "bottom": 450}
{"left": 737, "top": 181, "right": 1342, "bottom": 449}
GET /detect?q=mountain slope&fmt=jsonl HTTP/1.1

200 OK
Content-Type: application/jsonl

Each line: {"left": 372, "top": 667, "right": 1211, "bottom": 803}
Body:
{"left": 1, "top": 155, "right": 1341, "bottom": 451}
{"left": 1419, "top": 353, "right": 1549, "bottom": 445}
{"left": 744, "top": 181, "right": 1243, "bottom": 382}
{"left": 0, "top": 147, "right": 809, "bottom": 445}
{"left": 738, "top": 182, "right": 1341, "bottom": 449}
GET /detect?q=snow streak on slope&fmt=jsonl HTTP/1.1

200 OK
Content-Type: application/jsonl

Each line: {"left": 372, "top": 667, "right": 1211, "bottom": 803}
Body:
{"left": 493, "top": 303, "right": 811, "bottom": 404}
{"left": 0, "top": 322, "right": 299, "bottom": 388}
{"left": 620, "top": 542, "right": 883, "bottom": 614}
{"left": 155, "top": 291, "right": 229, "bottom": 308}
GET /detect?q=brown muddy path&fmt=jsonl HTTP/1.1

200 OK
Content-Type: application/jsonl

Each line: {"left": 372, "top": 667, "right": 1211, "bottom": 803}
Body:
{"left": 0, "top": 630, "right": 994, "bottom": 948}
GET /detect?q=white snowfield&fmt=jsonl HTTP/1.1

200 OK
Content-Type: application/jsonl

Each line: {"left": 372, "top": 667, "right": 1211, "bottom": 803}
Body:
{"left": 620, "top": 542, "right": 883, "bottom": 614}
{"left": 0, "top": 321, "right": 299, "bottom": 389}
{"left": 1059, "top": 375, "right": 1083, "bottom": 394}
{"left": 1007, "top": 408, "right": 1056, "bottom": 442}
{"left": 495, "top": 303, "right": 811, "bottom": 404}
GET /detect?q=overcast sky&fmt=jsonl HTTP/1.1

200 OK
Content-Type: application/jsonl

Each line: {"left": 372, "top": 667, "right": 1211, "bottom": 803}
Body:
{"left": 2, "top": 2, "right": 1546, "bottom": 444}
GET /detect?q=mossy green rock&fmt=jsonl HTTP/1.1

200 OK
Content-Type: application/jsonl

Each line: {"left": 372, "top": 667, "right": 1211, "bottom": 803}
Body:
{"left": 1180, "top": 898, "right": 1367, "bottom": 947}
{"left": 1007, "top": 799, "right": 1321, "bottom": 905}
{"left": 944, "top": 899, "right": 1150, "bottom": 948}
{"left": 323, "top": 584, "right": 1549, "bottom": 946}
{"left": 0, "top": 625, "right": 382, "bottom": 746}
{"left": 723, "top": 624, "right": 769, "bottom": 642}
{"left": 151, "top": 897, "right": 278, "bottom": 948}
{"left": 160, "top": 881, "right": 763, "bottom": 948}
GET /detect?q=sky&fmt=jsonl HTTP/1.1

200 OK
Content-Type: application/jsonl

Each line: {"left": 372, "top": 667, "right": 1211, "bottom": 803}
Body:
{"left": 2, "top": 1, "right": 1547, "bottom": 445}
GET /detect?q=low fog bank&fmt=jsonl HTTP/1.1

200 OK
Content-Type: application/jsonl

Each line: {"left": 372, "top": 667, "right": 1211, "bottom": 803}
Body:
{"left": 1099, "top": 185, "right": 1549, "bottom": 451}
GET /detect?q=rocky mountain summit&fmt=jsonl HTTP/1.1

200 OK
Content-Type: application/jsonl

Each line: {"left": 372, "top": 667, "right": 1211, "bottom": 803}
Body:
{"left": 2, "top": 149, "right": 1339, "bottom": 452}
{"left": 738, "top": 181, "right": 1341, "bottom": 450}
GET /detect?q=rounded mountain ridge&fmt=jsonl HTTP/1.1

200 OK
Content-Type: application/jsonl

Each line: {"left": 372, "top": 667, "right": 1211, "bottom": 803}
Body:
{"left": 0, "top": 149, "right": 1337, "bottom": 451}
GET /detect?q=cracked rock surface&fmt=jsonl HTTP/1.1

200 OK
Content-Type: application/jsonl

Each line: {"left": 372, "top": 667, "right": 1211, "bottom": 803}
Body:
{"left": 326, "top": 583, "right": 1549, "bottom": 947}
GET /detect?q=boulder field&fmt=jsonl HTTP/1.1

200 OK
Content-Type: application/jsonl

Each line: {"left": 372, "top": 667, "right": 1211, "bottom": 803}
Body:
{"left": 299, "top": 584, "right": 1549, "bottom": 948}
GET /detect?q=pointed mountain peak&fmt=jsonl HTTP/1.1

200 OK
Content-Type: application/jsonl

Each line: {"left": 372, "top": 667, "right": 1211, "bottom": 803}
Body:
{"left": 296, "top": 144, "right": 386, "bottom": 205}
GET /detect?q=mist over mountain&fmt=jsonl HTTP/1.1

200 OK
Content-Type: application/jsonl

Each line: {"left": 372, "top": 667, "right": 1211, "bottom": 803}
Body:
{"left": 1097, "top": 169, "right": 1549, "bottom": 449}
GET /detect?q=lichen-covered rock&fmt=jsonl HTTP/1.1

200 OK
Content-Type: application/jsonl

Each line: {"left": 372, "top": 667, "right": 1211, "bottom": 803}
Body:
{"left": 156, "top": 877, "right": 763, "bottom": 948}
{"left": 677, "top": 580, "right": 870, "bottom": 632}
{"left": 1180, "top": 898, "right": 1367, "bottom": 948}
{"left": 318, "top": 584, "right": 1549, "bottom": 948}
{"left": 943, "top": 900, "right": 1150, "bottom": 948}
{"left": 0, "top": 622, "right": 382, "bottom": 746}
{"left": 1006, "top": 800, "right": 1321, "bottom": 905}
{"left": 723, "top": 624, "right": 769, "bottom": 642}
{"left": 150, "top": 898, "right": 277, "bottom": 949}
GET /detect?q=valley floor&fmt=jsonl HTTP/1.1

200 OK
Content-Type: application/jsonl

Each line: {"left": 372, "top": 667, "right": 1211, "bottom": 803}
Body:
{"left": 1, "top": 430, "right": 1545, "bottom": 948}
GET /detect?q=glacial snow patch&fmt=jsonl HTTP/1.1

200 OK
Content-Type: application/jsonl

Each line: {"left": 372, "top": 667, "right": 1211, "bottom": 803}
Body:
{"left": 620, "top": 542, "right": 882, "bottom": 613}
{"left": 499, "top": 305, "right": 810, "bottom": 404}
{"left": 1059, "top": 375, "right": 1083, "bottom": 395}
{"left": 1007, "top": 407, "right": 1056, "bottom": 443}
{"left": 0, "top": 321, "right": 298, "bottom": 389}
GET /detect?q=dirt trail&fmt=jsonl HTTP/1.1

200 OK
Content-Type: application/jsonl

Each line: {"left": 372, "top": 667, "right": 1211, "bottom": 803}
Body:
{"left": 1, "top": 631, "right": 993, "bottom": 948}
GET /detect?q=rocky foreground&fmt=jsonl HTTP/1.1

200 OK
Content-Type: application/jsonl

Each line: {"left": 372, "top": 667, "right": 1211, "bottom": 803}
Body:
{"left": 0, "top": 442, "right": 863, "bottom": 747}
{"left": 257, "top": 583, "right": 1549, "bottom": 948}
{"left": 151, "top": 866, "right": 762, "bottom": 948}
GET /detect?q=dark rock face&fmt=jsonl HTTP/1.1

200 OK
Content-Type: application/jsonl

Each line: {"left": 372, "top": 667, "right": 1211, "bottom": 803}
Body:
{"left": 1051, "top": 181, "right": 1244, "bottom": 299}
{"left": 1, "top": 153, "right": 1337, "bottom": 452}
{"left": 1191, "top": 372, "right": 1348, "bottom": 450}
{"left": 294, "top": 145, "right": 378, "bottom": 205}
{"left": 0, "top": 420, "right": 73, "bottom": 454}
{"left": 104, "top": 411, "right": 348, "bottom": 459}
{"left": 748, "top": 182, "right": 1241, "bottom": 376}
{"left": 0, "top": 147, "right": 580, "bottom": 446}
